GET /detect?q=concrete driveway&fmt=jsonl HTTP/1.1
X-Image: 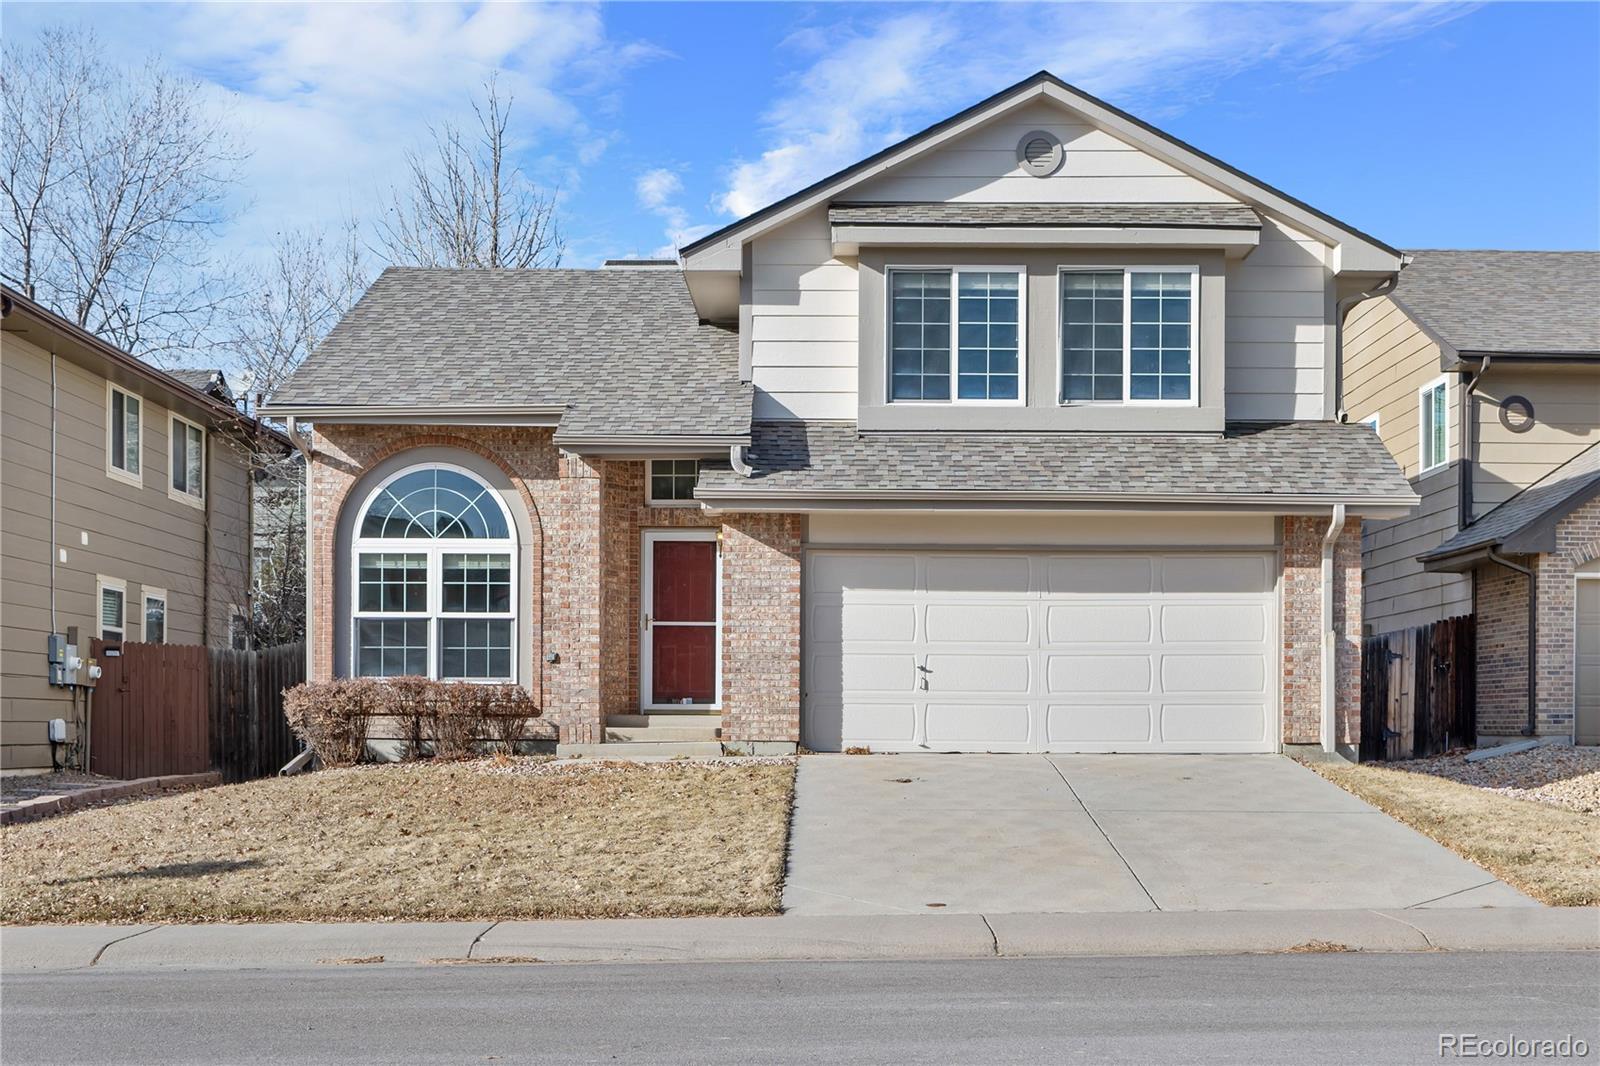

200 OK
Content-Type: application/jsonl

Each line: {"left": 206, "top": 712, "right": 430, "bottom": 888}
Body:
{"left": 781, "top": 754, "right": 1538, "bottom": 915}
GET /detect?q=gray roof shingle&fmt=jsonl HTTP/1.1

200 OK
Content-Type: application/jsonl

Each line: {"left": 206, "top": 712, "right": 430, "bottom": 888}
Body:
{"left": 828, "top": 202, "right": 1262, "bottom": 229}
{"left": 168, "top": 368, "right": 233, "bottom": 401}
{"left": 269, "top": 268, "right": 750, "bottom": 439}
{"left": 1395, "top": 250, "right": 1600, "bottom": 356}
{"left": 1421, "top": 442, "right": 1600, "bottom": 563}
{"left": 697, "top": 420, "right": 1414, "bottom": 503}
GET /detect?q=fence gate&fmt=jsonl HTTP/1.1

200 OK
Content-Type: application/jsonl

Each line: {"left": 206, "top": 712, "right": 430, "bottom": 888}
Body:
{"left": 88, "top": 640, "right": 305, "bottom": 782}
{"left": 1360, "top": 614, "right": 1476, "bottom": 761}
{"left": 89, "top": 640, "right": 211, "bottom": 778}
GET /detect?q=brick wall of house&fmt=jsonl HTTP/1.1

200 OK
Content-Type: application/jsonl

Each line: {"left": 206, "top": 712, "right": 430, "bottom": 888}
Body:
{"left": 1474, "top": 562, "right": 1529, "bottom": 738}
{"left": 307, "top": 429, "right": 801, "bottom": 747}
{"left": 1536, "top": 498, "right": 1600, "bottom": 737}
{"left": 1280, "top": 515, "right": 1363, "bottom": 747}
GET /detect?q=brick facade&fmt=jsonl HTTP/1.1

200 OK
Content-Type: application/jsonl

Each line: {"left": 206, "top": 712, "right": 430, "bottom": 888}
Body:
{"left": 1280, "top": 515, "right": 1363, "bottom": 748}
{"left": 1476, "top": 496, "right": 1600, "bottom": 739}
{"left": 308, "top": 425, "right": 801, "bottom": 745}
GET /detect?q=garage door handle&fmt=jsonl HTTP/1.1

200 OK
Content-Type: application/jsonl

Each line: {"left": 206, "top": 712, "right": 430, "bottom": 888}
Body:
{"left": 917, "top": 663, "right": 929, "bottom": 691}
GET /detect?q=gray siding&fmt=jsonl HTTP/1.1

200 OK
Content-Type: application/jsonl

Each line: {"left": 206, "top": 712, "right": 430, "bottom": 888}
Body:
{"left": 1, "top": 332, "right": 252, "bottom": 770}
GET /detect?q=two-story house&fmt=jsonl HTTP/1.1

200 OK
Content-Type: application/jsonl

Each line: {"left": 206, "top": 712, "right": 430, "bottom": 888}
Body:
{"left": 1344, "top": 250, "right": 1600, "bottom": 746}
{"left": 263, "top": 72, "right": 1417, "bottom": 760}
{"left": 1, "top": 286, "right": 290, "bottom": 771}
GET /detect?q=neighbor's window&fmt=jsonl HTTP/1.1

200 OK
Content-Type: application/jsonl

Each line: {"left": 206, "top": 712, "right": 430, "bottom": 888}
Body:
{"left": 170, "top": 415, "right": 205, "bottom": 502}
{"left": 143, "top": 589, "right": 167, "bottom": 643}
{"left": 1419, "top": 378, "right": 1448, "bottom": 473}
{"left": 107, "top": 386, "right": 141, "bottom": 482}
{"left": 648, "top": 459, "right": 700, "bottom": 505}
{"left": 1062, "top": 268, "right": 1196, "bottom": 404}
{"left": 98, "top": 577, "right": 126, "bottom": 641}
{"left": 889, "top": 267, "right": 1021, "bottom": 403}
{"left": 351, "top": 464, "right": 516, "bottom": 682}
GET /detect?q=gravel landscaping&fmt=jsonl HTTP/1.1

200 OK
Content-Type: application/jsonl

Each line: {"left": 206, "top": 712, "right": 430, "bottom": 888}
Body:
{"left": 0, "top": 756, "right": 796, "bottom": 924}
{"left": 1391, "top": 746, "right": 1600, "bottom": 815}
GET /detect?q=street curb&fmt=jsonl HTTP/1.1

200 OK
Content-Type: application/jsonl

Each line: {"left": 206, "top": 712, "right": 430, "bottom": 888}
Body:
{"left": 3, "top": 908, "right": 1595, "bottom": 972}
{"left": 0, "top": 773, "right": 221, "bottom": 826}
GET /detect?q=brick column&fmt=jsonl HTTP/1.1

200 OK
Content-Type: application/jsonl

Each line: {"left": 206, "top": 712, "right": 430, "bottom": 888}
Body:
{"left": 546, "top": 452, "right": 606, "bottom": 744}
{"left": 1280, "top": 515, "right": 1362, "bottom": 748}
{"left": 720, "top": 513, "right": 803, "bottom": 743}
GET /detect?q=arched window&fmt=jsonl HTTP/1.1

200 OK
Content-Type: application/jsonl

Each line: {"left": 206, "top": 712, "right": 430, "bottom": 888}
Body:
{"left": 351, "top": 464, "right": 517, "bottom": 681}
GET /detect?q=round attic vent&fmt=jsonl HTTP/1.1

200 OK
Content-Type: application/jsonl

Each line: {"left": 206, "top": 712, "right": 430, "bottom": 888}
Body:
{"left": 1016, "top": 130, "right": 1063, "bottom": 177}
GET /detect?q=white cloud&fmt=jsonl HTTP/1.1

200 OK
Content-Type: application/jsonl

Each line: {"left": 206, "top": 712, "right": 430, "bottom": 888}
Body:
{"left": 636, "top": 168, "right": 684, "bottom": 211}
{"left": 632, "top": 165, "right": 711, "bottom": 258}
{"left": 718, "top": 2, "right": 1475, "bottom": 218}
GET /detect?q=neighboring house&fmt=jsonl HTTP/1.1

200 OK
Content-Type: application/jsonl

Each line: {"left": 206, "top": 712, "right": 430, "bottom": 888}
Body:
{"left": 0, "top": 286, "right": 290, "bottom": 771}
{"left": 1344, "top": 250, "right": 1600, "bottom": 744}
{"left": 263, "top": 71, "right": 1417, "bottom": 760}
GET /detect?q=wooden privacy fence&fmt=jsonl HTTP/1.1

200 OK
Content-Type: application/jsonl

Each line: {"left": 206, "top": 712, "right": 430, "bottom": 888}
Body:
{"left": 89, "top": 640, "right": 305, "bottom": 782}
{"left": 210, "top": 642, "right": 306, "bottom": 782}
{"left": 1360, "top": 614, "right": 1476, "bottom": 762}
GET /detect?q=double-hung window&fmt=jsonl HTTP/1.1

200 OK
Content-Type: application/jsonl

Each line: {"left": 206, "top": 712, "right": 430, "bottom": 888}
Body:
{"left": 1061, "top": 267, "right": 1197, "bottom": 404}
{"left": 170, "top": 414, "right": 205, "bottom": 505}
{"left": 106, "top": 385, "right": 142, "bottom": 485}
{"left": 351, "top": 464, "right": 517, "bottom": 682}
{"left": 889, "top": 267, "right": 1023, "bottom": 403}
{"left": 1418, "top": 377, "right": 1449, "bottom": 473}
{"left": 98, "top": 576, "right": 126, "bottom": 641}
{"left": 143, "top": 588, "right": 167, "bottom": 643}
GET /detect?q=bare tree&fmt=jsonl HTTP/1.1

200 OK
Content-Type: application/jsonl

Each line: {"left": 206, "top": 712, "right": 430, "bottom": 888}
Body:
{"left": 229, "top": 221, "right": 370, "bottom": 405}
{"left": 375, "top": 74, "right": 564, "bottom": 269}
{"left": 0, "top": 26, "right": 244, "bottom": 361}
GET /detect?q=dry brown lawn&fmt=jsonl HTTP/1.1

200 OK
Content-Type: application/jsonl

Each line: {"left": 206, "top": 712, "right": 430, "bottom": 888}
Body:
{"left": 0, "top": 757, "right": 795, "bottom": 924}
{"left": 1309, "top": 761, "right": 1600, "bottom": 907}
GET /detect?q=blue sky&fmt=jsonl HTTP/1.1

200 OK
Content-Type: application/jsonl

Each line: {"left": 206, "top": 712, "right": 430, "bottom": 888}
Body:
{"left": 8, "top": 1, "right": 1598, "bottom": 269}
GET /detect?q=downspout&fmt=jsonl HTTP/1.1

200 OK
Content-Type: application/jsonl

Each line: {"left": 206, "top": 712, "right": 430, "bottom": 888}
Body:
{"left": 1321, "top": 503, "right": 1347, "bottom": 754}
{"left": 730, "top": 442, "right": 754, "bottom": 478}
{"left": 1487, "top": 549, "right": 1538, "bottom": 737}
{"left": 1333, "top": 270, "right": 1403, "bottom": 423}
{"left": 286, "top": 417, "right": 315, "bottom": 682}
{"left": 1460, "top": 355, "right": 1491, "bottom": 527}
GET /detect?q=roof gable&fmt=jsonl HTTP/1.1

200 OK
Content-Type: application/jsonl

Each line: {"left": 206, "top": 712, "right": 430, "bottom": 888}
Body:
{"left": 682, "top": 71, "right": 1400, "bottom": 273}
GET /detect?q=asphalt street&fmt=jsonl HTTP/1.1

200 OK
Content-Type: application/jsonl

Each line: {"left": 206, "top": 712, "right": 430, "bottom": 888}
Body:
{"left": 4, "top": 950, "right": 1597, "bottom": 1065}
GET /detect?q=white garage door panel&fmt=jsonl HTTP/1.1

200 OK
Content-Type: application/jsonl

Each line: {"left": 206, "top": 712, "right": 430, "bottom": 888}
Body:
{"left": 804, "top": 549, "right": 1278, "bottom": 754}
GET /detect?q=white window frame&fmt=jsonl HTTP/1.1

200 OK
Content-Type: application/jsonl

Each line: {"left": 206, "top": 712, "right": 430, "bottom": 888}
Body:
{"left": 640, "top": 528, "right": 722, "bottom": 711}
{"left": 349, "top": 462, "right": 519, "bottom": 684}
{"left": 646, "top": 458, "right": 701, "bottom": 508}
{"left": 1417, "top": 376, "right": 1450, "bottom": 475}
{"left": 168, "top": 412, "right": 206, "bottom": 508}
{"left": 97, "top": 575, "right": 127, "bottom": 642}
{"left": 105, "top": 383, "right": 143, "bottom": 487}
{"left": 142, "top": 587, "right": 168, "bottom": 644}
{"left": 886, "top": 263, "right": 1028, "bottom": 407}
{"left": 1056, "top": 265, "right": 1201, "bottom": 408}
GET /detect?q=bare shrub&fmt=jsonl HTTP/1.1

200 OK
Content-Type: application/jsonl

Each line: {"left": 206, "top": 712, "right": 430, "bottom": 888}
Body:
{"left": 380, "top": 675, "right": 435, "bottom": 760}
{"left": 432, "top": 683, "right": 488, "bottom": 760}
{"left": 482, "top": 685, "right": 537, "bottom": 755}
{"left": 282, "top": 678, "right": 379, "bottom": 767}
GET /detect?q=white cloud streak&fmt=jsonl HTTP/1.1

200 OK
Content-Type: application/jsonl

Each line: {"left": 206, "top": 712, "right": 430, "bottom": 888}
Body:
{"left": 718, "top": 2, "right": 1477, "bottom": 217}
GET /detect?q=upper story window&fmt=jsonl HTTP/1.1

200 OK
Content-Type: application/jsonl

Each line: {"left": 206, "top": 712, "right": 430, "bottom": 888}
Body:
{"left": 106, "top": 385, "right": 142, "bottom": 485}
{"left": 1061, "top": 268, "right": 1196, "bottom": 405}
{"left": 170, "top": 414, "right": 205, "bottom": 505}
{"left": 352, "top": 464, "right": 516, "bottom": 682}
{"left": 889, "top": 267, "right": 1022, "bottom": 404}
{"left": 648, "top": 459, "right": 700, "bottom": 506}
{"left": 1418, "top": 377, "right": 1449, "bottom": 474}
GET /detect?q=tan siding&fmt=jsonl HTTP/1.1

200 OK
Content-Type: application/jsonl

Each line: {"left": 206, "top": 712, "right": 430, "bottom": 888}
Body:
{"left": 1, "top": 332, "right": 252, "bottom": 769}
{"left": 1361, "top": 464, "right": 1471, "bottom": 634}
{"left": 853, "top": 101, "right": 1238, "bottom": 204}
{"left": 1225, "top": 216, "right": 1331, "bottom": 421}
{"left": 1471, "top": 368, "right": 1600, "bottom": 516}
{"left": 1342, "top": 294, "right": 1456, "bottom": 478}
{"left": 749, "top": 209, "right": 859, "bottom": 420}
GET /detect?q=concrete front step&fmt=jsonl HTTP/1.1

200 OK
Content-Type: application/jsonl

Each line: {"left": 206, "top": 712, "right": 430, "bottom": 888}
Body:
{"left": 605, "top": 726, "right": 721, "bottom": 743}
{"left": 606, "top": 713, "right": 722, "bottom": 729}
{"left": 556, "top": 741, "right": 726, "bottom": 759}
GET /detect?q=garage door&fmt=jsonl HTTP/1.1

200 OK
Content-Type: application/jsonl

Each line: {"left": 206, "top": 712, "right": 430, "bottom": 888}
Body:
{"left": 804, "top": 550, "right": 1277, "bottom": 754}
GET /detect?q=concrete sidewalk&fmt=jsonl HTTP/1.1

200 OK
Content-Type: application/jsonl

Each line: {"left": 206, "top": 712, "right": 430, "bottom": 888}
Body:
{"left": 4, "top": 908, "right": 1595, "bottom": 972}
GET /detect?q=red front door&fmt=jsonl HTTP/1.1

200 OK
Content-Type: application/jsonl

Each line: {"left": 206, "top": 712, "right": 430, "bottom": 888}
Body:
{"left": 646, "top": 534, "right": 718, "bottom": 705}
